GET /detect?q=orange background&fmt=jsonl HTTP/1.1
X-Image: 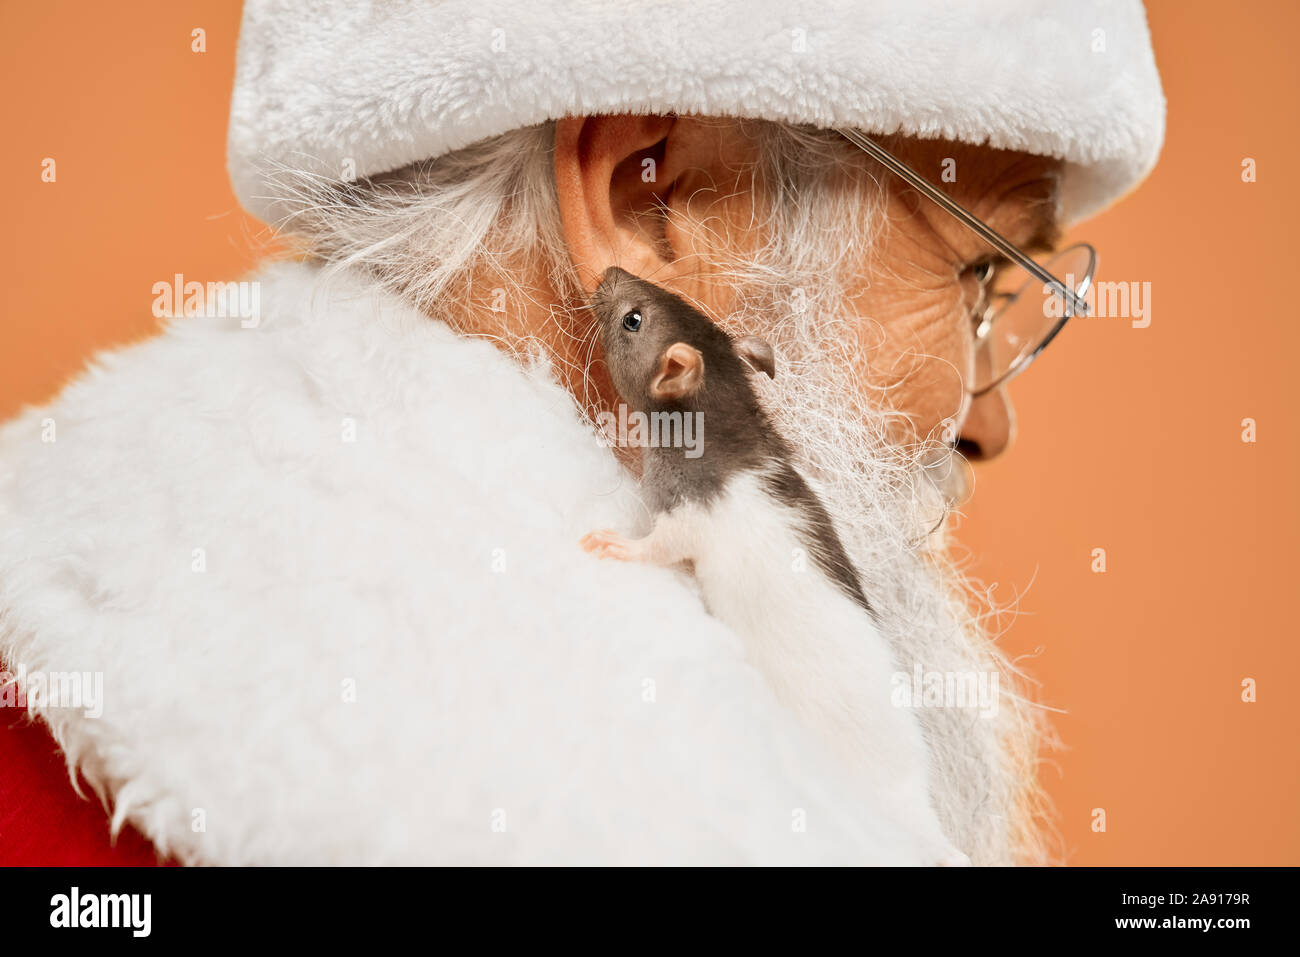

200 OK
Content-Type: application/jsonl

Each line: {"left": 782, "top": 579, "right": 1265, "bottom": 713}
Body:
{"left": 2, "top": 2, "right": 1296, "bottom": 865}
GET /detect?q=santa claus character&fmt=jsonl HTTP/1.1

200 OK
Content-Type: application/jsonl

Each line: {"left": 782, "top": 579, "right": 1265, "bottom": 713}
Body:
{"left": 0, "top": 0, "right": 1164, "bottom": 865}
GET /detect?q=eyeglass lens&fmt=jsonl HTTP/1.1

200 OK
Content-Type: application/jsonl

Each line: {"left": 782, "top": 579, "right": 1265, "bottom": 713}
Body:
{"left": 971, "top": 243, "right": 1096, "bottom": 394}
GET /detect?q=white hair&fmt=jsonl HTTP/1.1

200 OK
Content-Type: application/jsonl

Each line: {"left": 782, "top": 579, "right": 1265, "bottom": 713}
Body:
{"left": 266, "top": 123, "right": 571, "bottom": 322}
{"left": 268, "top": 119, "right": 1050, "bottom": 864}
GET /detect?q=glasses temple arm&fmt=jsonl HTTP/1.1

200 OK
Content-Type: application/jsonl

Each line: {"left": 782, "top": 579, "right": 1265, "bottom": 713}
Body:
{"left": 839, "top": 129, "right": 1090, "bottom": 316}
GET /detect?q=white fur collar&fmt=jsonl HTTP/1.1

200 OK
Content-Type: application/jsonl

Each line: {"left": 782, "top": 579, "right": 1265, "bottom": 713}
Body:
{"left": 0, "top": 261, "right": 940, "bottom": 863}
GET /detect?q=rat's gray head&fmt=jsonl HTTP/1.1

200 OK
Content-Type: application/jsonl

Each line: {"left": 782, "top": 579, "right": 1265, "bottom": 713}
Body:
{"left": 591, "top": 267, "right": 775, "bottom": 411}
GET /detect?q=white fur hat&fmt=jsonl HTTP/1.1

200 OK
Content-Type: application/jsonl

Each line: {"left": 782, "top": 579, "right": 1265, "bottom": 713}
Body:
{"left": 228, "top": 0, "right": 1165, "bottom": 227}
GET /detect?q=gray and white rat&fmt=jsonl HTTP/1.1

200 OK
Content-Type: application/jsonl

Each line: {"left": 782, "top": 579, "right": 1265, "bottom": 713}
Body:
{"left": 581, "top": 266, "right": 968, "bottom": 866}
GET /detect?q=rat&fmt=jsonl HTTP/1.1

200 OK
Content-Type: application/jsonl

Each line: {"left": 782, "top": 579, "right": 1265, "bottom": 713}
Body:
{"left": 580, "top": 266, "right": 968, "bottom": 866}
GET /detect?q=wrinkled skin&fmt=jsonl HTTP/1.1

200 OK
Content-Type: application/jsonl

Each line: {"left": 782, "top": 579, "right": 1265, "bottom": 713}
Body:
{"left": 465, "top": 116, "right": 1062, "bottom": 463}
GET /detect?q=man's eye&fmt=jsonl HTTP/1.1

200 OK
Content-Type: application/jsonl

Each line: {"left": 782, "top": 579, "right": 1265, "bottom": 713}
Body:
{"left": 970, "top": 259, "right": 998, "bottom": 284}
{"left": 622, "top": 310, "right": 642, "bottom": 331}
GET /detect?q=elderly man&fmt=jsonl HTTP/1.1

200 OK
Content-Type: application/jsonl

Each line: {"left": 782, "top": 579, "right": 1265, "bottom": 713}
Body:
{"left": 0, "top": 0, "right": 1163, "bottom": 865}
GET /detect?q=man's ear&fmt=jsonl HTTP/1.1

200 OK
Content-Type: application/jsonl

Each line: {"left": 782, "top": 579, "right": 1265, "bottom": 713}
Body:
{"left": 734, "top": 335, "right": 776, "bottom": 379}
{"left": 650, "top": 342, "right": 705, "bottom": 400}
{"left": 554, "top": 115, "right": 681, "bottom": 293}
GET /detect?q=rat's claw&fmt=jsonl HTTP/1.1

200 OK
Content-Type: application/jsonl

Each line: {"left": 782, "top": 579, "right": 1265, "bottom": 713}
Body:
{"left": 580, "top": 529, "right": 639, "bottom": 562}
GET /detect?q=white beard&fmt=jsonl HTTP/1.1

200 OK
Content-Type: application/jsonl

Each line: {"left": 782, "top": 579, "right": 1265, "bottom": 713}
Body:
{"left": 704, "top": 273, "right": 1045, "bottom": 866}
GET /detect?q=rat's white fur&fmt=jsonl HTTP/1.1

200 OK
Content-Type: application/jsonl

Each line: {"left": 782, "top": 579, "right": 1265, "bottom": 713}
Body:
{"left": 0, "top": 261, "right": 959, "bottom": 865}
{"left": 585, "top": 468, "right": 967, "bottom": 865}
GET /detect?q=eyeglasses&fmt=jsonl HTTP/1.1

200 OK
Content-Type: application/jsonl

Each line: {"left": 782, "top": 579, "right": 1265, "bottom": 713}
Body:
{"left": 839, "top": 130, "right": 1096, "bottom": 396}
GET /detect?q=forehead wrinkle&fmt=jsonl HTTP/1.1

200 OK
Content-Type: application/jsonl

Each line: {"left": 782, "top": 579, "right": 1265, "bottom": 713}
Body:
{"left": 880, "top": 176, "right": 1058, "bottom": 276}
{"left": 983, "top": 170, "right": 1063, "bottom": 257}
{"left": 1023, "top": 201, "right": 1063, "bottom": 255}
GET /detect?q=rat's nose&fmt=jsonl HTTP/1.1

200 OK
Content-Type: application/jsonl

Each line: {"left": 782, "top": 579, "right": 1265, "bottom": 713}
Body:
{"left": 593, "top": 267, "right": 633, "bottom": 312}
{"left": 597, "top": 266, "right": 633, "bottom": 296}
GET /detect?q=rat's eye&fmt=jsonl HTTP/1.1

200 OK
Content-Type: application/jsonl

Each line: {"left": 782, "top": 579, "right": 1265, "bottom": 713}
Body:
{"left": 622, "top": 310, "right": 643, "bottom": 332}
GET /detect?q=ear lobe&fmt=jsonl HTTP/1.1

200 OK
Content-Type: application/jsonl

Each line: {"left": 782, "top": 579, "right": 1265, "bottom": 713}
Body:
{"left": 734, "top": 335, "right": 776, "bottom": 379}
{"left": 650, "top": 342, "right": 705, "bottom": 400}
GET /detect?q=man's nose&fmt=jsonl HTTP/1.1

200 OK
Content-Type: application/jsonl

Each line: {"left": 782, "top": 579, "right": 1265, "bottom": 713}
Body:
{"left": 957, "top": 388, "right": 1015, "bottom": 461}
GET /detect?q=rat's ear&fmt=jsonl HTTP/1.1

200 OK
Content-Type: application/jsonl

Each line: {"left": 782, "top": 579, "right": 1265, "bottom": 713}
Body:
{"left": 650, "top": 342, "right": 705, "bottom": 400}
{"left": 734, "top": 335, "right": 776, "bottom": 379}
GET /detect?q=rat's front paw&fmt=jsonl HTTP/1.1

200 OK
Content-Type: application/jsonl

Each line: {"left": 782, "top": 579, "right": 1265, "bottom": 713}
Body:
{"left": 580, "top": 529, "right": 641, "bottom": 562}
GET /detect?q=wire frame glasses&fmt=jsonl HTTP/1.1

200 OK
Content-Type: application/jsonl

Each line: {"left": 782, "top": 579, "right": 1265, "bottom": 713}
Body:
{"left": 839, "top": 129, "right": 1096, "bottom": 396}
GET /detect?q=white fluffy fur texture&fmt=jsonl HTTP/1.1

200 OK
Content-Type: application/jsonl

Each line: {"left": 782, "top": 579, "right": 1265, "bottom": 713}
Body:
{"left": 0, "top": 262, "right": 949, "bottom": 864}
{"left": 228, "top": 0, "right": 1165, "bottom": 226}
